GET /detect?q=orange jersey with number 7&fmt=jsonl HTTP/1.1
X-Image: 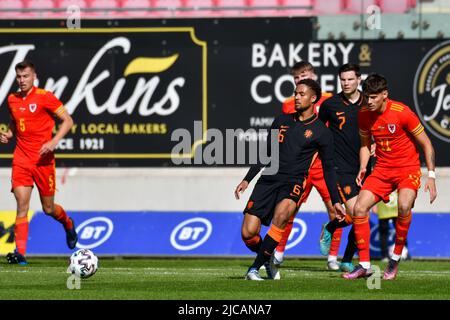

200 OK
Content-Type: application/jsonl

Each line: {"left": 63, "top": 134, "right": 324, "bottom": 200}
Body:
{"left": 7, "top": 86, "right": 66, "bottom": 166}
{"left": 358, "top": 99, "right": 424, "bottom": 168}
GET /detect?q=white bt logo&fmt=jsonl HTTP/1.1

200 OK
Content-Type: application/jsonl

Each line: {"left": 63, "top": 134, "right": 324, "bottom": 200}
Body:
{"left": 81, "top": 226, "right": 107, "bottom": 240}
{"left": 170, "top": 218, "right": 212, "bottom": 251}
{"left": 76, "top": 217, "right": 114, "bottom": 249}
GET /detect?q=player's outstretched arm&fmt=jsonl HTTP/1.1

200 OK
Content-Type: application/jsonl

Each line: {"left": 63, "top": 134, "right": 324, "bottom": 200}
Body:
{"left": 234, "top": 180, "right": 249, "bottom": 200}
{"left": 40, "top": 109, "right": 74, "bottom": 156}
{"left": 414, "top": 131, "right": 437, "bottom": 204}
{"left": 356, "top": 134, "right": 371, "bottom": 187}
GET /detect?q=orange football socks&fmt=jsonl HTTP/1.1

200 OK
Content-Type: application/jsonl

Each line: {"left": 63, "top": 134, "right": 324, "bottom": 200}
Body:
{"left": 14, "top": 216, "right": 29, "bottom": 256}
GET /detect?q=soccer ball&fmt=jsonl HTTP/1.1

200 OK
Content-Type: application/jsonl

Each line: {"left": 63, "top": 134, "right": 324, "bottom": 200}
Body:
{"left": 68, "top": 249, "right": 98, "bottom": 279}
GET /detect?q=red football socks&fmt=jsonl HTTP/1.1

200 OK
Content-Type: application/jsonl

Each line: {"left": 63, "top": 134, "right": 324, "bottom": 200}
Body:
{"left": 329, "top": 227, "right": 343, "bottom": 256}
{"left": 275, "top": 216, "right": 295, "bottom": 253}
{"left": 53, "top": 204, "right": 73, "bottom": 230}
{"left": 394, "top": 211, "right": 412, "bottom": 256}
{"left": 353, "top": 216, "right": 371, "bottom": 263}
{"left": 14, "top": 216, "right": 29, "bottom": 256}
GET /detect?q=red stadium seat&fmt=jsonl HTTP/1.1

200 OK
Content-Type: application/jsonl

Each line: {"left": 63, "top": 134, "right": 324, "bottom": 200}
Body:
{"left": 152, "top": 0, "right": 183, "bottom": 8}
{"left": 25, "top": 0, "right": 58, "bottom": 18}
{"left": 56, "top": 0, "right": 88, "bottom": 19}
{"left": 27, "top": 0, "right": 57, "bottom": 9}
{"left": 152, "top": 0, "right": 183, "bottom": 17}
{"left": 313, "top": 0, "right": 344, "bottom": 14}
{"left": 279, "top": 0, "right": 312, "bottom": 16}
{"left": 248, "top": 0, "right": 279, "bottom": 6}
{"left": 246, "top": 0, "right": 282, "bottom": 17}
{"left": 379, "top": 0, "right": 411, "bottom": 13}
{"left": 88, "top": 0, "right": 120, "bottom": 16}
{"left": 215, "top": 0, "right": 247, "bottom": 17}
{"left": 119, "top": 0, "right": 151, "bottom": 17}
{"left": 181, "top": 0, "right": 217, "bottom": 18}
{"left": 0, "top": 0, "right": 24, "bottom": 18}
{"left": 57, "top": 0, "right": 88, "bottom": 9}
{"left": 344, "top": 0, "right": 379, "bottom": 14}
{"left": 89, "top": 0, "right": 120, "bottom": 8}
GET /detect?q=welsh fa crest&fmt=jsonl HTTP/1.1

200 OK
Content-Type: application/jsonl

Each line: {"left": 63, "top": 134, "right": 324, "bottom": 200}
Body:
{"left": 29, "top": 104, "right": 37, "bottom": 113}
{"left": 388, "top": 124, "right": 396, "bottom": 133}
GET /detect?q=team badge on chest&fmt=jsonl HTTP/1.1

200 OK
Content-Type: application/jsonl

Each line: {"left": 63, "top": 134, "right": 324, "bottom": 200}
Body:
{"left": 304, "top": 129, "right": 313, "bottom": 138}
{"left": 29, "top": 104, "right": 37, "bottom": 113}
{"left": 388, "top": 124, "right": 396, "bottom": 134}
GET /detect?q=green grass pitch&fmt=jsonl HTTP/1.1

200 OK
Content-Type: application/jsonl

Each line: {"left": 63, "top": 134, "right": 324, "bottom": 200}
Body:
{"left": 1, "top": 257, "right": 449, "bottom": 300}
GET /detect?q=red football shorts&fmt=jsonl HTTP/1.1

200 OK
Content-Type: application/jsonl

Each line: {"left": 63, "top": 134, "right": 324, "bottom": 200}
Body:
{"left": 361, "top": 166, "right": 421, "bottom": 202}
{"left": 300, "top": 167, "right": 331, "bottom": 204}
{"left": 12, "top": 163, "right": 56, "bottom": 196}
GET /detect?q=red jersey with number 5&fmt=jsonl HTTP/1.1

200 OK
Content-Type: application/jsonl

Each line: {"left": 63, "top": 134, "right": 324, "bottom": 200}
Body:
{"left": 358, "top": 99, "right": 424, "bottom": 169}
{"left": 7, "top": 86, "right": 65, "bottom": 166}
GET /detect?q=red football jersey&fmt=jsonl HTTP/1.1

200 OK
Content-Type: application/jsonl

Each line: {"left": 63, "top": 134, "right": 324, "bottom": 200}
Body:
{"left": 358, "top": 99, "right": 424, "bottom": 169}
{"left": 8, "top": 87, "right": 65, "bottom": 166}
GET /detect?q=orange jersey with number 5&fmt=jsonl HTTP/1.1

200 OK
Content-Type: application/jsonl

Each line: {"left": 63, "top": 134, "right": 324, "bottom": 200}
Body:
{"left": 7, "top": 87, "right": 65, "bottom": 166}
{"left": 358, "top": 99, "right": 424, "bottom": 169}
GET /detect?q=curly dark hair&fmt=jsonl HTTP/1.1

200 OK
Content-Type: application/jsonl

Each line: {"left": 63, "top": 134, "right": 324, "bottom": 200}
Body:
{"left": 298, "top": 78, "right": 322, "bottom": 104}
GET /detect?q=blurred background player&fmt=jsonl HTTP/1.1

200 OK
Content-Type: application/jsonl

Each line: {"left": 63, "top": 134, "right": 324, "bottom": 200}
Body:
{"left": 273, "top": 61, "right": 343, "bottom": 273}
{"left": 235, "top": 79, "right": 345, "bottom": 280}
{"left": 0, "top": 60, "right": 78, "bottom": 265}
{"left": 317, "top": 63, "right": 373, "bottom": 273}
{"left": 374, "top": 190, "right": 411, "bottom": 262}
{"left": 345, "top": 73, "right": 437, "bottom": 280}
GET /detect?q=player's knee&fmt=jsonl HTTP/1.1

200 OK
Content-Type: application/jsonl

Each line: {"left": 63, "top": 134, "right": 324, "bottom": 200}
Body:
{"left": 241, "top": 226, "right": 258, "bottom": 240}
{"left": 397, "top": 203, "right": 411, "bottom": 216}
{"left": 16, "top": 202, "right": 30, "bottom": 216}
{"left": 353, "top": 202, "right": 368, "bottom": 217}
{"left": 241, "top": 232, "right": 257, "bottom": 242}
{"left": 42, "top": 204, "right": 55, "bottom": 215}
{"left": 272, "top": 213, "right": 290, "bottom": 228}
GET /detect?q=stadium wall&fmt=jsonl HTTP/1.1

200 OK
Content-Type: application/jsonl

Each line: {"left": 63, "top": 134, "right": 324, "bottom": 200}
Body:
{"left": 0, "top": 167, "right": 448, "bottom": 212}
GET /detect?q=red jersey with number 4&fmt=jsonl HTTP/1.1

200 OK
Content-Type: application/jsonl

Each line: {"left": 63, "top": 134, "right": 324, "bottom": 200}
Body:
{"left": 7, "top": 87, "right": 65, "bottom": 166}
{"left": 358, "top": 99, "right": 424, "bottom": 169}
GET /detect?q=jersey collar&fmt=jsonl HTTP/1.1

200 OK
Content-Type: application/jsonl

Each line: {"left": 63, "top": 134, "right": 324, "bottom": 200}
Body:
{"left": 339, "top": 90, "right": 364, "bottom": 106}
{"left": 295, "top": 113, "right": 317, "bottom": 124}
{"left": 21, "top": 86, "right": 37, "bottom": 99}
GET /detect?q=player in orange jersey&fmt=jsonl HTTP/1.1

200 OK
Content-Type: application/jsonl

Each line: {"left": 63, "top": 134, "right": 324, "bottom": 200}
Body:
{"left": 1, "top": 60, "right": 78, "bottom": 265}
{"left": 272, "top": 61, "right": 343, "bottom": 274}
{"left": 343, "top": 74, "right": 437, "bottom": 280}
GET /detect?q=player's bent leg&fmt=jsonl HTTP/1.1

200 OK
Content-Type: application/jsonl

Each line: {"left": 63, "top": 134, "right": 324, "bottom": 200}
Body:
{"left": 340, "top": 196, "right": 358, "bottom": 272}
{"left": 248, "top": 199, "right": 296, "bottom": 280}
{"left": 343, "top": 190, "right": 378, "bottom": 279}
{"left": 319, "top": 222, "right": 333, "bottom": 256}
{"left": 392, "top": 189, "right": 415, "bottom": 260}
{"left": 8, "top": 186, "right": 33, "bottom": 264}
{"left": 241, "top": 213, "right": 262, "bottom": 253}
{"left": 274, "top": 214, "right": 296, "bottom": 266}
{"left": 340, "top": 227, "right": 356, "bottom": 273}
{"left": 384, "top": 188, "right": 416, "bottom": 280}
{"left": 41, "top": 196, "right": 78, "bottom": 249}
